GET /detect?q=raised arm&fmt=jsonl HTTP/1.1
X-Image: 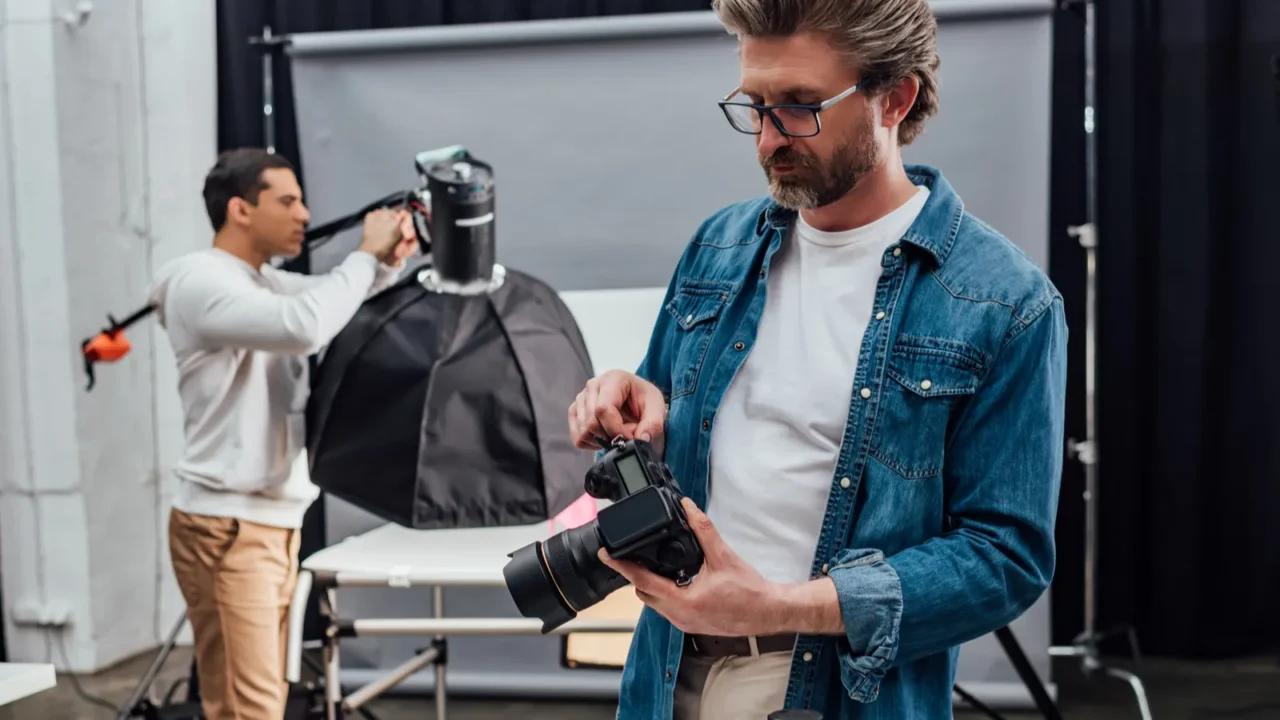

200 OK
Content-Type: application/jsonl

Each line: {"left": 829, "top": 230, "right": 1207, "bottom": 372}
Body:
{"left": 170, "top": 251, "right": 381, "bottom": 355}
{"left": 273, "top": 210, "right": 417, "bottom": 298}
{"left": 272, "top": 257, "right": 406, "bottom": 299}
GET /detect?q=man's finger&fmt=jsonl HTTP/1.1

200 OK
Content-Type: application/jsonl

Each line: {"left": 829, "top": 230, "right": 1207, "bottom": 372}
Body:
{"left": 681, "top": 498, "right": 729, "bottom": 566}
{"left": 633, "top": 386, "right": 666, "bottom": 443}
{"left": 571, "top": 392, "right": 588, "bottom": 446}
{"left": 595, "top": 403, "right": 629, "bottom": 441}
{"left": 583, "top": 382, "right": 603, "bottom": 437}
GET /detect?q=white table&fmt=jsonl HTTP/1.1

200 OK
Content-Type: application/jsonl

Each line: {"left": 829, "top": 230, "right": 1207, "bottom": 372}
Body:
{"left": 285, "top": 521, "right": 636, "bottom": 720}
{"left": 0, "top": 663, "right": 56, "bottom": 706}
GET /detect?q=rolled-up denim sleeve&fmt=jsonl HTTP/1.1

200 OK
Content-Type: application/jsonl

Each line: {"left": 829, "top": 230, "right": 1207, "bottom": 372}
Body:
{"left": 828, "top": 296, "right": 1068, "bottom": 702}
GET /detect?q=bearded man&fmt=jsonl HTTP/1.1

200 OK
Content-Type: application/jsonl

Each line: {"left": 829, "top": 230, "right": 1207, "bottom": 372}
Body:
{"left": 566, "top": 0, "right": 1069, "bottom": 718}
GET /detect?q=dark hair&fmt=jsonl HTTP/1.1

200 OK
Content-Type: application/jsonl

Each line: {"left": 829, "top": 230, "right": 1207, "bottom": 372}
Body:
{"left": 202, "top": 148, "right": 295, "bottom": 231}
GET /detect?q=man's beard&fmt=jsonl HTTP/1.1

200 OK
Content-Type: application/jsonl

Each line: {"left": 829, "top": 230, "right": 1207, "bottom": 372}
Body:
{"left": 759, "top": 118, "right": 880, "bottom": 210}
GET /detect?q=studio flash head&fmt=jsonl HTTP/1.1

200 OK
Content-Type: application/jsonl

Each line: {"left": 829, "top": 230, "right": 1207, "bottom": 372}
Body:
{"left": 413, "top": 146, "right": 496, "bottom": 290}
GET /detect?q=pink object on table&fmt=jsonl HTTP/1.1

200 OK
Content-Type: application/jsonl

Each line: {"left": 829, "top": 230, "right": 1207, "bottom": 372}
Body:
{"left": 550, "top": 492, "right": 598, "bottom": 533}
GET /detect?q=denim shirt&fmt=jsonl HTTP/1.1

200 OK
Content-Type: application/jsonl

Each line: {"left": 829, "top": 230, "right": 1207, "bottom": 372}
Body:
{"left": 615, "top": 165, "right": 1067, "bottom": 720}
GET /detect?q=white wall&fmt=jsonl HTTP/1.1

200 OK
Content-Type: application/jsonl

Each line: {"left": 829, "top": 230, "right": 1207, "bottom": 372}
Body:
{"left": 0, "top": 0, "right": 216, "bottom": 672}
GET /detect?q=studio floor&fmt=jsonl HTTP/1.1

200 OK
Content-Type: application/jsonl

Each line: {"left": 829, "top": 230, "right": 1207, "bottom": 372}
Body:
{"left": 5, "top": 645, "right": 1280, "bottom": 720}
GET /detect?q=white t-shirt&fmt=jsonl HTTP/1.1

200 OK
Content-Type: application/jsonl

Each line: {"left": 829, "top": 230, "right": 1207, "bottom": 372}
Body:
{"left": 707, "top": 187, "right": 930, "bottom": 584}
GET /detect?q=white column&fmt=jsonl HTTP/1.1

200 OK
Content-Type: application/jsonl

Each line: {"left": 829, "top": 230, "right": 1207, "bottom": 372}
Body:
{"left": 0, "top": 0, "right": 215, "bottom": 672}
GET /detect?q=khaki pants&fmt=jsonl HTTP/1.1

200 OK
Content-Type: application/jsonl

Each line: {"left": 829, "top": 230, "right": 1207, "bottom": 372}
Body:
{"left": 169, "top": 508, "right": 301, "bottom": 720}
{"left": 673, "top": 650, "right": 793, "bottom": 720}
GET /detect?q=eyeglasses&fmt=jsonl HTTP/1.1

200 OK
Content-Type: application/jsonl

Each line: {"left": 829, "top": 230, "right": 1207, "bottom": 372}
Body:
{"left": 718, "top": 82, "right": 864, "bottom": 138}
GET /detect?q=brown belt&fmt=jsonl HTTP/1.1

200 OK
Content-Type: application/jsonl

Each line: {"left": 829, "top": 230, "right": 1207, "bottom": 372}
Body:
{"left": 685, "top": 633, "right": 797, "bottom": 658}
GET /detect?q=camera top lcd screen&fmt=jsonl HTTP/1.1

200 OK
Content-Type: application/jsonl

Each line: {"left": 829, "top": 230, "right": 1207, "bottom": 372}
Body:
{"left": 615, "top": 452, "right": 649, "bottom": 496}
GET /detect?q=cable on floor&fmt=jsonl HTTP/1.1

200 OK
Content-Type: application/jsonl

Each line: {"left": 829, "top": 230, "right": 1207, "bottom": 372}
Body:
{"left": 53, "top": 630, "right": 120, "bottom": 714}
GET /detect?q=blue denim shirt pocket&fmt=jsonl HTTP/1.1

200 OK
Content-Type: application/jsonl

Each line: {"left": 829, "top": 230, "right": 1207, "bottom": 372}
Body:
{"left": 870, "top": 335, "right": 989, "bottom": 480}
{"left": 663, "top": 278, "right": 735, "bottom": 400}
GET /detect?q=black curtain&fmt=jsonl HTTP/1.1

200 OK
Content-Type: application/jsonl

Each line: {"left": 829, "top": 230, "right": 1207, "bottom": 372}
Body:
{"left": 1050, "top": 0, "right": 1280, "bottom": 659}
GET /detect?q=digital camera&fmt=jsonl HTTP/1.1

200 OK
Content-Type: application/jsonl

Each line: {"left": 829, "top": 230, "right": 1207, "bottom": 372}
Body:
{"left": 502, "top": 437, "right": 704, "bottom": 633}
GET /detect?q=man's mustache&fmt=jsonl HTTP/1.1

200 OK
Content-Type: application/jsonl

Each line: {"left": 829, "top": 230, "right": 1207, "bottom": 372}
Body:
{"left": 761, "top": 148, "right": 817, "bottom": 171}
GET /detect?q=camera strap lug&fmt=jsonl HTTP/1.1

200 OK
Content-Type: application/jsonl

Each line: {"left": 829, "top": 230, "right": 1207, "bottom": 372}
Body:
{"left": 592, "top": 434, "right": 627, "bottom": 450}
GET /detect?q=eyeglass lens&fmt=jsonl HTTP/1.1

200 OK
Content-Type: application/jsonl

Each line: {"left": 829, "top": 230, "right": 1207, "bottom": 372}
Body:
{"left": 722, "top": 103, "right": 820, "bottom": 137}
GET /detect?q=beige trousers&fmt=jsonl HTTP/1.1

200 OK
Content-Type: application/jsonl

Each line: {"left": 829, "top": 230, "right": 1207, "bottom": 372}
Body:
{"left": 168, "top": 508, "right": 301, "bottom": 720}
{"left": 673, "top": 650, "right": 793, "bottom": 720}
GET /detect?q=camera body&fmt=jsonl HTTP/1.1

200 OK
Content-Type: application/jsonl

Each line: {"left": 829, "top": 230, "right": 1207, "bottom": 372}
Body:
{"left": 502, "top": 437, "right": 704, "bottom": 633}
{"left": 586, "top": 437, "right": 703, "bottom": 586}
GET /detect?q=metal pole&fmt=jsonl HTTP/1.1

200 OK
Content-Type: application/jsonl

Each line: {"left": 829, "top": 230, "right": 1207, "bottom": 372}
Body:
{"left": 1053, "top": 3, "right": 1152, "bottom": 717}
{"left": 434, "top": 586, "right": 447, "bottom": 720}
{"left": 1076, "top": 0, "right": 1099, "bottom": 636}
{"left": 115, "top": 611, "right": 189, "bottom": 720}
{"left": 323, "top": 588, "right": 341, "bottom": 720}
{"left": 262, "top": 25, "right": 276, "bottom": 154}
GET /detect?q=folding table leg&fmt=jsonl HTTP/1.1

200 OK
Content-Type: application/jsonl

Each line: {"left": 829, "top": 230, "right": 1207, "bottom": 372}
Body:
{"left": 323, "top": 587, "right": 343, "bottom": 720}
{"left": 434, "top": 585, "right": 447, "bottom": 720}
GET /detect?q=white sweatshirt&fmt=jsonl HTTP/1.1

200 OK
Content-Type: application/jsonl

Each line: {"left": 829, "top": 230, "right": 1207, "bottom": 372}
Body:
{"left": 148, "top": 247, "right": 402, "bottom": 529}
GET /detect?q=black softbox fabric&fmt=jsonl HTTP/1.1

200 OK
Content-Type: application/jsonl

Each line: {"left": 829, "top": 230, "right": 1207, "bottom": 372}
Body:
{"left": 305, "top": 265, "right": 594, "bottom": 530}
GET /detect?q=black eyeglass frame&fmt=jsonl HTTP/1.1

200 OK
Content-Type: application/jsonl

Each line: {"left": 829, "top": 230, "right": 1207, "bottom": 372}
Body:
{"left": 717, "top": 81, "right": 864, "bottom": 138}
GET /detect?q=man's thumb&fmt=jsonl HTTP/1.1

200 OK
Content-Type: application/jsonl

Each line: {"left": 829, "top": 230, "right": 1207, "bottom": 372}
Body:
{"left": 681, "top": 498, "right": 726, "bottom": 564}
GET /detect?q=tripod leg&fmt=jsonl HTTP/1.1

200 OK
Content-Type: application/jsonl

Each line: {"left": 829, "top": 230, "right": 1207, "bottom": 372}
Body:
{"left": 993, "top": 626, "right": 1063, "bottom": 720}
{"left": 187, "top": 655, "right": 200, "bottom": 703}
{"left": 117, "top": 610, "right": 189, "bottom": 720}
{"left": 1100, "top": 665, "right": 1153, "bottom": 720}
{"left": 1124, "top": 625, "right": 1145, "bottom": 670}
{"left": 953, "top": 684, "right": 1008, "bottom": 720}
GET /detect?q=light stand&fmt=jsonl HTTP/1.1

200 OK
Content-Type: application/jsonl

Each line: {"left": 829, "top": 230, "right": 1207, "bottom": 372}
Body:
{"left": 115, "top": 611, "right": 200, "bottom": 720}
{"left": 1048, "top": 2, "right": 1152, "bottom": 718}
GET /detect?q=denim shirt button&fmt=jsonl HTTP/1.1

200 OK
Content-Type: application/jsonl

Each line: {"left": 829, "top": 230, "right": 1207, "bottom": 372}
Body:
{"left": 702, "top": 419, "right": 710, "bottom": 431}
{"left": 821, "top": 563, "right": 829, "bottom": 574}
{"left": 803, "top": 651, "right": 814, "bottom": 662}
{"left": 875, "top": 311, "right": 886, "bottom": 320}
{"left": 840, "top": 477, "right": 852, "bottom": 489}
{"left": 859, "top": 387, "right": 871, "bottom": 399}
{"left": 892, "top": 247, "right": 902, "bottom": 257}
{"left": 920, "top": 379, "right": 933, "bottom": 390}
{"left": 734, "top": 341, "right": 746, "bottom": 351}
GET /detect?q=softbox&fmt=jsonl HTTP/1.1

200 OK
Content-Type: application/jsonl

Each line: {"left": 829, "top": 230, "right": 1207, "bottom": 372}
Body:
{"left": 305, "top": 263, "right": 595, "bottom": 530}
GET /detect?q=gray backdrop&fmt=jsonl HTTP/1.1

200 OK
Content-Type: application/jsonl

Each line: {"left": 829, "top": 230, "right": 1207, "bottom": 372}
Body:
{"left": 288, "top": 0, "right": 1056, "bottom": 707}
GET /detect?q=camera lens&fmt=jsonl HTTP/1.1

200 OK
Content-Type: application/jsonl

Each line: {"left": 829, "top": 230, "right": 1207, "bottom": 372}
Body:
{"left": 502, "top": 522, "right": 629, "bottom": 633}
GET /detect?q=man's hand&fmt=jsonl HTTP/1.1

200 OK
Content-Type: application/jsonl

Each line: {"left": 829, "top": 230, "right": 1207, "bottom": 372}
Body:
{"left": 357, "top": 208, "right": 410, "bottom": 263}
{"left": 599, "top": 498, "right": 792, "bottom": 637}
{"left": 568, "top": 370, "right": 666, "bottom": 451}
{"left": 386, "top": 211, "right": 419, "bottom": 267}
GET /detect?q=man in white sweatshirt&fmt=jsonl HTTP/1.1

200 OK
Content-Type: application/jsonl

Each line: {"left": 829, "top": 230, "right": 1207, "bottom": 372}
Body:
{"left": 148, "top": 148, "right": 416, "bottom": 720}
